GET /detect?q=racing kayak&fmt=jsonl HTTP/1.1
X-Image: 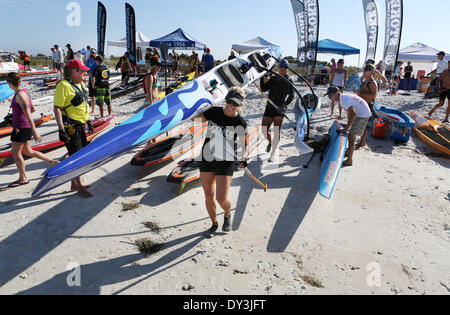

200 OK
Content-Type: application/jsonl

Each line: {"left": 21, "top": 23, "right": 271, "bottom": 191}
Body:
{"left": 167, "top": 125, "right": 264, "bottom": 194}
{"left": 131, "top": 122, "right": 207, "bottom": 178}
{"left": 33, "top": 49, "right": 279, "bottom": 196}
{"left": 319, "top": 120, "right": 348, "bottom": 199}
{"left": 0, "top": 114, "right": 53, "bottom": 137}
{"left": 0, "top": 115, "right": 114, "bottom": 167}
{"left": 294, "top": 92, "right": 321, "bottom": 154}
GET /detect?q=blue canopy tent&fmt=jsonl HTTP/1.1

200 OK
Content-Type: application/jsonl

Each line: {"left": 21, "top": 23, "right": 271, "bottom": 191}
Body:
{"left": 318, "top": 39, "right": 361, "bottom": 66}
{"left": 150, "top": 28, "right": 206, "bottom": 51}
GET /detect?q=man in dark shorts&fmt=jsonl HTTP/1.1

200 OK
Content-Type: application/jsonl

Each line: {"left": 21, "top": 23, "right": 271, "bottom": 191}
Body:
{"left": 65, "top": 44, "right": 74, "bottom": 63}
{"left": 54, "top": 59, "right": 93, "bottom": 198}
{"left": 404, "top": 61, "right": 413, "bottom": 91}
{"left": 260, "top": 59, "right": 294, "bottom": 160}
{"left": 92, "top": 56, "right": 111, "bottom": 117}
{"left": 429, "top": 60, "right": 450, "bottom": 122}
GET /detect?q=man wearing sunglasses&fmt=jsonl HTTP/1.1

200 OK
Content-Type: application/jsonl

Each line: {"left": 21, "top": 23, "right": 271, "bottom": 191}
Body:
{"left": 260, "top": 59, "right": 294, "bottom": 160}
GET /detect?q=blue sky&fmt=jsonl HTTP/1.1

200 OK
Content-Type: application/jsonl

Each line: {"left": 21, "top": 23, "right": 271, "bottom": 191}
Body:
{"left": 0, "top": 0, "right": 449, "bottom": 66}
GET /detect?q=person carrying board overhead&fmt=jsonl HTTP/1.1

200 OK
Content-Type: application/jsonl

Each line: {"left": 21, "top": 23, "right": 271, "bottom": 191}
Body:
{"left": 260, "top": 59, "right": 294, "bottom": 161}
{"left": 196, "top": 87, "right": 249, "bottom": 238}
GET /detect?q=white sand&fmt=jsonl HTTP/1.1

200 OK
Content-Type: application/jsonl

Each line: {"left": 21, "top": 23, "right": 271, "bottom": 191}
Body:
{"left": 0, "top": 74, "right": 449, "bottom": 295}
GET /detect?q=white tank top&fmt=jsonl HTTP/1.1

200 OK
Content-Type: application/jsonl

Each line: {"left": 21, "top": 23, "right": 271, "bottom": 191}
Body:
{"left": 333, "top": 71, "right": 345, "bottom": 87}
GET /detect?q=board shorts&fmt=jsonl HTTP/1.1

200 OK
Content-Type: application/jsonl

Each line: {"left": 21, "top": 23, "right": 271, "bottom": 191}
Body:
{"left": 263, "top": 104, "right": 284, "bottom": 118}
{"left": 439, "top": 89, "right": 450, "bottom": 101}
{"left": 55, "top": 62, "right": 63, "bottom": 71}
{"left": 96, "top": 88, "right": 111, "bottom": 106}
{"left": 11, "top": 128, "right": 32, "bottom": 143}
{"left": 350, "top": 117, "right": 370, "bottom": 137}
{"left": 200, "top": 159, "right": 235, "bottom": 176}
{"left": 64, "top": 123, "right": 88, "bottom": 156}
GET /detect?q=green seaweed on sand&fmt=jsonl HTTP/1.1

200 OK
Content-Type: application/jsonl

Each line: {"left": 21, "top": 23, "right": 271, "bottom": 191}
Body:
{"left": 142, "top": 221, "right": 161, "bottom": 234}
{"left": 134, "top": 238, "right": 163, "bottom": 255}
{"left": 300, "top": 274, "right": 324, "bottom": 288}
{"left": 122, "top": 202, "right": 140, "bottom": 212}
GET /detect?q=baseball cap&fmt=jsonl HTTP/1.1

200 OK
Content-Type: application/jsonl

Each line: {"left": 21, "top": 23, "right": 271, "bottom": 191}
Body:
{"left": 67, "top": 59, "right": 90, "bottom": 71}
{"left": 437, "top": 51, "right": 445, "bottom": 56}
{"left": 366, "top": 59, "right": 375, "bottom": 65}
{"left": 206, "top": 48, "right": 210, "bottom": 53}
{"left": 225, "top": 89, "right": 244, "bottom": 106}
{"left": 324, "top": 86, "right": 340, "bottom": 97}
{"left": 279, "top": 59, "right": 290, "bottom": 68}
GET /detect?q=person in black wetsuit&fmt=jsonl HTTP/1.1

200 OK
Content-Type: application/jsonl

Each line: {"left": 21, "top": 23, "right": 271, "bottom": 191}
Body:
{"left": 260, "top": 59, "right": 294, "bottom": 160}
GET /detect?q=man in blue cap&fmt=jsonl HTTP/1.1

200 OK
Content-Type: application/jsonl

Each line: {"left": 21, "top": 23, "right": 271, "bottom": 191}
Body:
{"left": 260, "top": 59, "right": 294, "bottom": 160}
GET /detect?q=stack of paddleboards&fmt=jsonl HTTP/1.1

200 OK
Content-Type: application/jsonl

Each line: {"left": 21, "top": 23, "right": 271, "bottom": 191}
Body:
{"left": 32, "top": 49, "right": 279, "bottom": 196}
{"left": 167, "top": 125, "right": 264, "bottom": 194}
{"left": 373, "top": 104, "right": 415, "bottom": 144}
{"left": 0, "top": 115, "right": 114, "bottom": 167}
{"left": 410, "top": 112, "right": 449, "bottom": 155}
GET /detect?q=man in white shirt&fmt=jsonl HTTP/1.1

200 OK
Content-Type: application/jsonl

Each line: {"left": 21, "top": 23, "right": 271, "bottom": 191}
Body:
{"left": 53, "top": 44, "right": 65, "bottom": 78}
{"left": 325, "top": 86, "right": 372, "bottom": 167}
{"left": 427, "top": 51, "right": 448, "bottom": 96}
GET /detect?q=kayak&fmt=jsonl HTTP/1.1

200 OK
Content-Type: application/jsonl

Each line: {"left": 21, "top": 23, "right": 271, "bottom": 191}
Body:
{"left": 373, "top": 104, "right": 415, "bottom": 128}
{"left": 33, "top": 49, "right": 279, "bottom": 196}
{"left": 0, "top": 115, "right": 114, "bottom": 166}
{"left": 131, "top": 122, "right": 207, "bottom": 178}
{"left": 410, "top": 111, "right": 450, "bottom": 155}
{"left": 319, "top": 120, "right": 348, "bottom": 199}
{"left": 130, "top": 72, "right": 196, "bottom": 101}
{"left": 294, "top": 92, "right": 322, "bottom": 154}
{"left": 0, "top": 62, "right": 22, "bottom": 74}
{"left": 0, "top": 81, "right": 29, "bottom": 101}
{"left": 0, "top": 114, "right": 53, "bottom": 137}
{"left": 167, "top": 125, "right": 264, "bottom": 194}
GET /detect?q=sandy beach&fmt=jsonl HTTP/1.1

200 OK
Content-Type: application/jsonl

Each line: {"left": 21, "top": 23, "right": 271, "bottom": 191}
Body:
{"left": 0, "top": 75, "right": 449, "bottom": 295}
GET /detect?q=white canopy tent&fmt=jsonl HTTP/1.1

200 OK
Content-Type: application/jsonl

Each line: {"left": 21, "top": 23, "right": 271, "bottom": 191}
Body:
{"left": 231, "top": 37, "right": 280, "bottom": 54}
{"left": 107, "top": 30, "right": 151, "bottom": 48}
{"left": 398, "top": 42, "right": 447, "bottom": 76}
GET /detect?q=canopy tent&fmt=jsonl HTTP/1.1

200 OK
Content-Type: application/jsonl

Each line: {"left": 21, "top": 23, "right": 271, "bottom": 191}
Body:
{"left": 107, "top": 30, "right": 151, "bottom": 48}
{"left": 317, "top": 39, "right": 360, "bottom": 56}
{"left": 149, "top": 28, "right": 206, "bottom": 50}
{"left": 231, "top": 37, "right": 280, "bottom": 54}
{"left": 398, "top": 42, "right": 448, "bottom": 76}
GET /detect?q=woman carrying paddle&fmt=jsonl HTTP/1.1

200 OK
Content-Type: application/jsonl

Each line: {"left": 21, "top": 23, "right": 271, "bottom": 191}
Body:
{"left": 197, "top": 87, "right": 249, "bottom": 238}
{"left": 6, "top": 73, "right": 58, "bottom": 188}
{"left": 143, "top": 62, "right": 162, "bottom": 106}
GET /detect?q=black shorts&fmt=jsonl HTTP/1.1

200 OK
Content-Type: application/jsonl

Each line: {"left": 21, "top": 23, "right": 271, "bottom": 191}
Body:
{"left": 200, "top": 159, "right": 235, "bottom": 176}
{"left": 65, "top": 123, "right": 88, "bottom": 156}
{"left": 24, "top": 61, "right": 31, "bottom": 66}
{"left": 431, "top": 77, "right": 439, "bottom": 87}
{"left": 263, "top": 104, "right": 284, "bottom": 118}
{"left": 10, "top": 128, "right": 32, "bottom": 143}
{"left": 88, "top": 83, "right": 96, "bottom": 98}
{"left": 439, "top": 89, "right": 450, "bottom": 101}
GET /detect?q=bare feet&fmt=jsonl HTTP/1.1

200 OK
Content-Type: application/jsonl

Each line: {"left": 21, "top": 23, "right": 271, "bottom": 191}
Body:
{"left": 443, "top": 120, "right": 449, "bottom": 123}
{"left": 356, "top": 142, "right": 366, "bottom": 150}
{"left": 338, "top": 116, "right": 343, "bottom": 120}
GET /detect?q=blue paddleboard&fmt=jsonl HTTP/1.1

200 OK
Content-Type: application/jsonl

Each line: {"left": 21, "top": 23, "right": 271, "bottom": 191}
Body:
{"left": 319, "top": 121, "right": 348, "bottom": 199}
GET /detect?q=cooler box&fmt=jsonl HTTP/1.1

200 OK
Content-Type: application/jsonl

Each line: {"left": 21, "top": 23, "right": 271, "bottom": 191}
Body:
{"left": 372, "top": 118, "right": 388, "bottom": 139}
{"left": 391, "top": 125, "right": 412, "bottom": 143}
